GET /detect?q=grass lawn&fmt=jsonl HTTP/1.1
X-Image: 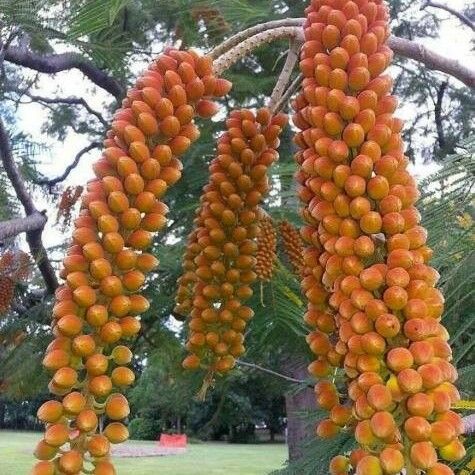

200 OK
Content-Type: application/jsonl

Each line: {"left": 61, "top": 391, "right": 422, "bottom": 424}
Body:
{"left": 0, "top": 431, "right": 288, "bottom": 475}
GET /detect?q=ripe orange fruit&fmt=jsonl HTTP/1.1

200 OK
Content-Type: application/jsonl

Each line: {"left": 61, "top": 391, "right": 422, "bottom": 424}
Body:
{"left": 105, "top": 394, "right": 130, "bottom": 420}
{"left": 37, "top": 400, "right": 63, "bottom": 423}
{"left": 85, "top": 354, "right": 109, "bottom": 376}
{"left": 410, "top": 441, "right": 438, "bottom": 469}
{"left": 88, "top": 375, "right": 113, "bottom": 398}
{"left": 31, "top": 461, "right": 55, "bottom": 475}
{"left": 58, "top": 450, "right": 83, "bottom": 474}
{"left": 104, "top": 422, "right": 129, "bottom": 444}
{"left": 87, "top": 434, "right": 110, "bottom": 458}
{"left": 44, "top": 423, "right": 69, "bottom": 446}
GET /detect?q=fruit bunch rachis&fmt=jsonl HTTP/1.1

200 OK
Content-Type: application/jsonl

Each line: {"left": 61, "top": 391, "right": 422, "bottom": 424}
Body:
{"left": 294, "top": 1, "right": 465, "bottom": 473}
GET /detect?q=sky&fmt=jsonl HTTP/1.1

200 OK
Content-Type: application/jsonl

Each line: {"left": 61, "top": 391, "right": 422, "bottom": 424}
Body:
{"left": 13, "top": 0, "right": 475, "bottom": 252}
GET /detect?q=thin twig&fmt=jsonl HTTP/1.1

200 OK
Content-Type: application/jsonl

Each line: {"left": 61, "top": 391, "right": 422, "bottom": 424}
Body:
{"left": 34, "top": 142, "right": 101, "bottom": 187}
{"left": 0, "top": 118, "right": 58, "bottom": 293}
{"left": 236, "top": 360, "right": 308, "bottom": 385}
{"left": 9, "top": 87, "right": 108, "bottom": 127}
{"left": 269, "top": 38, "right": 302, "bottom": 112}
{"left": 421, "top": 0, "right": 475, "bottom": 31}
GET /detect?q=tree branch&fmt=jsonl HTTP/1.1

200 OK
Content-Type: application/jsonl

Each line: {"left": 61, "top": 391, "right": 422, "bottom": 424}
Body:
{"left": 421, "top": 1, "right": 475, "bottom": 31}
{"left": 387, "top": 36, "right": 475, "bottom": 88}
{"left": 269, "top": 38, "right": 302, "bottom": 112}
{"left": 0, "top": 118, "right": 58, "bottom": 293}
{"left": 2, "top": 43, "right": 125, "bottom": 100}
{"left": 236, "top": 360, "right": 308, "bottom": 385}
{"left": 212, "top": 19, "right": 475, "bottom": 88}
{"left": 34, "top": 142, "right": 101, "bottom": 187}
{"left": 0, "top": 212, "right": 47, "bottom": 242}
{"left": 9, "top": 87, "right": 108, "bottom": 127}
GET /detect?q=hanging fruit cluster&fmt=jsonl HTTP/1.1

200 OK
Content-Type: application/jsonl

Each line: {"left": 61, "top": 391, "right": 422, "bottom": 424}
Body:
{"left": 293, "top": 1, "right": 465, "bottom": 473}
{"left": 33, "top": 48, "right": 232, "bottom": 475}
{"left": 181, "top": 108, "right": 287, "bottom": 375}
{"left": 174, "top": 229, "right": 200, "bottom": 320}
{"left": 57, "top": 186, "right": 85, "bottom": 229}
{"left": 0, "top": 250, "right": 31, "bottom": 314}
{"left": 255, "top": 213, "right": 278, "bottom": 281}
{"left": 279, "top": 220, "right": 305, "bottom": 277}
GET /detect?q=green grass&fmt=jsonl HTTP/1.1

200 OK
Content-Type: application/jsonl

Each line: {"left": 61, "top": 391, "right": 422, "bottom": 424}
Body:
{"left": 0, "top": 431, "right": 288, "bottom": 475}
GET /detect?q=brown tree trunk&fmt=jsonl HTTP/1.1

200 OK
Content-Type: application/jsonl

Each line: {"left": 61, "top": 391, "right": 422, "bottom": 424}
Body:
{"left": 282, "top": 358, "right": 315, "bottom": 462}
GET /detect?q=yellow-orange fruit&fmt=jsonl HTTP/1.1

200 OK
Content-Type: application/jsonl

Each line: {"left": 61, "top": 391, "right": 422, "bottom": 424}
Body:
{"left": 410, "top": 441, "right": 438, "bottom": 469}
{"left": 438, "top": 439, "right": 466, "bottom": 462}
{"left": 62, "top": 391, "right": 87, "bottom": 414}
{"left": 58, "top": 450, "right": 83, "bottom": 474}
{"left": 93, "top": 461, "right": 117, "bottom": 475}
{"left": 37, "top": 400, "right": 63, "bottom": 423}
{"left": 379, "top": 448, "right": 404, "bottom": 474}
{"left": 88, "top": 375, "right": 113, "bottom": 398}
{"left": 105, "top": 394, "right": 130, "bottom": 420}
{"left": 85, "top": 354, "right": 109, "bottom": 376}
{"left": 104, "top": 422, "right": 129, "bottom": 444}
{"left": 31, "top": 461, "right": 55, "bottom": 475}
{"left": 111, "top": 366, "right": 135, "bottom": 387}
{"left": 355, "top": 456, "right": 383, "bottom": 475}
{"left": 87, "top": 434, "right": 110, "bottom": 458}
{"left": 111, "top": 345, "right": 133, "bottom": 365}
{"left": 44, "top": 423, "right": 69, "bottom": 446}
{"left": 34, "top": 440, "right": 58, "bottom": 461}
{"left": 76, "top": 409, "right": 98, "bottom": 432}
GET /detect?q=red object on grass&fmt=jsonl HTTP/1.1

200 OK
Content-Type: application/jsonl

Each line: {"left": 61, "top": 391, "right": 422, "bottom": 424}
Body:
{"left": 158, "top": 434, "right": 187, "bottom": 448}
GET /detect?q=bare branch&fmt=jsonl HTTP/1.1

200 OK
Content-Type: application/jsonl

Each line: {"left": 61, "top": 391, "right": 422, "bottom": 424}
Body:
{"left": 2, "top": 43, "right": 125, "bottom": 100}
{"left": 9, "top": 87, "right": 108, "bottom": 127}
{"left": 213, "top": 27, "right": 305, "bottom": 76}
{"left": 236, "top": 359, "right": 308, "bottom": 385}
{"left": 0, "top": 118, "right": 58, "bottom": 293}
{"left": 421, "top": 1, "right": 475, "bottom": 31}
{"left": 34, "top": 142, "right": 101, "bottom": 187}
{"left": 0, "top": 212, "right": 47, "bottom": 242}
{"left": 269, "top": 38, "right": 302, "bottom": 112}
{"left": 212, "top": 19, "right": 475, "bottom": 88}
{"left": 387, "top": 36, "right": 475, "bottom": 88}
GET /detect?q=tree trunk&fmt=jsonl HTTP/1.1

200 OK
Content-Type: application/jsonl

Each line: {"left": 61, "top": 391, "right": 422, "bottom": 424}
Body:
{"left": 282, "top": 358, "right": 315, "bottom": 462}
